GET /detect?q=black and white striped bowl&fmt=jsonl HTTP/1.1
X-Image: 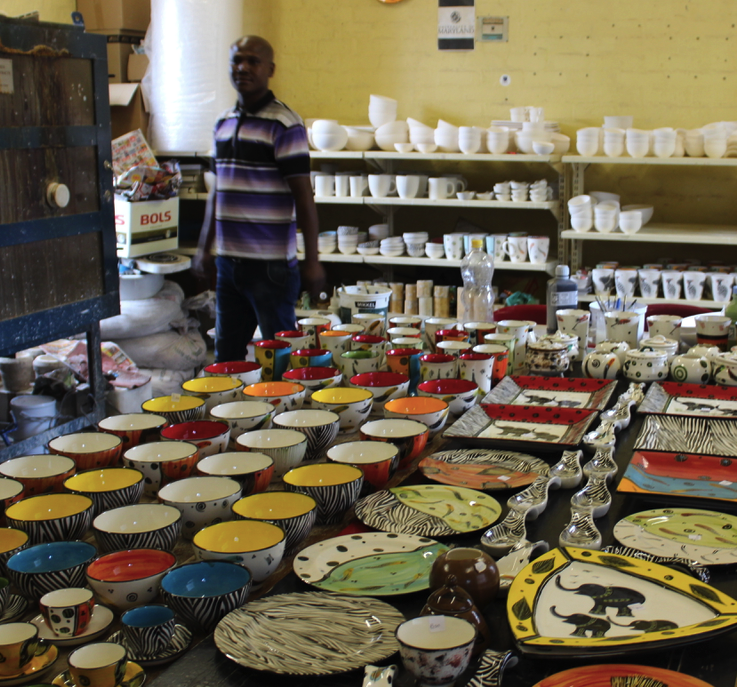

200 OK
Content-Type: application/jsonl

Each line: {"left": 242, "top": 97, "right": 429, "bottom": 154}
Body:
{"left": 7, "top": 540, "right": 97, "bottom": 600}
{"left": 6, "top": 493, "right": 94, "bottom": 545}
{"left": 160, "top": 561, "right": 251, "bottom": 633}
{"left": 63, "top": 467, "right": 145, "bottom": 516}
{"left": 92, "top": 503, "right": 182, "bottom": 553}
{"left": 273, "top": 410, "right": 340, "bottom": 461}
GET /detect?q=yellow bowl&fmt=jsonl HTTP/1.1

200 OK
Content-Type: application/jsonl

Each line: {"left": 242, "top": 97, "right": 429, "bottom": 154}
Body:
{"left": 0, "top": 528, "right": 29, "bottom": 556}
{"left": 64, "top": 468, "right": 142, "bottom": 493}
{"left": 182, "top": 377, "right": 242, "bottom": 394}
{"left": 142, "top": 395, "right": 204, "bottom": 413}
{"left": 283, "top": 463, "right": 362, "bottom": 487}
{"left": 310, "top": 387, "right": 373, "bottom": 405}
{"left": 6, "top": 493, "right": 94, "bottom": 544}
{"left": 233, "top": 491, "right": 316, "bottom": 520}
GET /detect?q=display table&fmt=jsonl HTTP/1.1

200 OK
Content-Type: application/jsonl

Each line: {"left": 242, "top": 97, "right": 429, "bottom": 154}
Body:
{"left": 148, "top": 379, "right": 737, "bottom": 687}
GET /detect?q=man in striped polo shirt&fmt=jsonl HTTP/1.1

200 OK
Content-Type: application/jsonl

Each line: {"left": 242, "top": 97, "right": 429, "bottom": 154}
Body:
{"left": 193, "top": 35, "right": 324, "bottom": 362}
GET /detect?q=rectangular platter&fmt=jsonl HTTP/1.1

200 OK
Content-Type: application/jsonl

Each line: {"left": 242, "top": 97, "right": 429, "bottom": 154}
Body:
{"left": 638, "top": 382, "right": 737, "bottom": 419}
{"left": 443, "top": 403, "right": 599, "bottom": 452}
{"left": 482, "top": 375, "right": 617, "bottom": 410}
{"left": 617, "top": 449, "right": 737, "bottom": 503}
{"left": 634, "top": 415, "right": 737, "bottom": 456}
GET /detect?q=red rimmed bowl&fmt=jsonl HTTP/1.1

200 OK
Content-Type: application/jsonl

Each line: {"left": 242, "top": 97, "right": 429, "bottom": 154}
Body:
{"left": 349, "top": 371, "right": 410, "bottom": 415}
{"left": 160, "top": 420, "right": 230, "bottom": 459}
{"left": 282, "top": 367, "right": 342, "bottom": 401}
{"left": 242, "top": 381, "right": 306, "bottom": 415}
{"left": 417, "top": 378, "right": 479, "bottom": 418}
{"left": 203, "top": 361, "right": 262, "bottom": 387}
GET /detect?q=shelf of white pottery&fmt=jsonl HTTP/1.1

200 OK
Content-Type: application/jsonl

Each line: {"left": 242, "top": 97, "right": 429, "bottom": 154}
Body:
{"left": 564, "top": 155, "right": 737, "bottom": 167}
{"left": 310, "top": 151, "right": 562, "bottom": 163}
{"left": 561, "top": 223, "right": 737, "bottom": 245}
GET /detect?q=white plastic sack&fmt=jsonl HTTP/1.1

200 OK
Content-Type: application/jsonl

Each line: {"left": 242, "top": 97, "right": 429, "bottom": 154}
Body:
{"left": 139, "top": 368, "right": 197, "bottom": 397}
{"left": 101, "top": 281, "right": 186, "bottom": 340}
{"left": 117, "top": 328, "right": 207, "bottom": 371}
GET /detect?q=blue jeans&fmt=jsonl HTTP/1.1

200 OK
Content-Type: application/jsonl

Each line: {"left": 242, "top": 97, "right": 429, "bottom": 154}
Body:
{"left": 215, "top": 256, "right": 301, "bottom": 362}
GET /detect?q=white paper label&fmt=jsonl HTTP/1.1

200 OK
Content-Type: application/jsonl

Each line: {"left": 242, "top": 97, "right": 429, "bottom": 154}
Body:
{"left": 497, "top": 474, "right": 511, "bottom": 481}
{"left": 171, "top": 393, "right": 181, "bottom": 403}
{"left": 0, "top": 59, "right": 13, "bottom": 94}
{"left": 688, "top": 534, "right": 702, "bottom": 541}
{"left": 719, "top": 480, "right": 733, "bottom": 486}
{"left": 429, "top": 616, "right": 446, "bottom": 632}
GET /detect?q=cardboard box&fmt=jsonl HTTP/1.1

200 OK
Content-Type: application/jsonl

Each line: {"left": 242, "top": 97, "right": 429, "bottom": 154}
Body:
{"left": 115, "top": 197, "right": 180, "bottom": 258}
{"left": 78, "top": 0, "right": 151, "bottom": 32}
{"left": 109, "top": 83, "right": 149, "bottom": 140}
{"left": 91, "top": 32, "right": 144, "bottom": 83}
{"left": 127, "top": 53, "right": 149, "bottom": 82}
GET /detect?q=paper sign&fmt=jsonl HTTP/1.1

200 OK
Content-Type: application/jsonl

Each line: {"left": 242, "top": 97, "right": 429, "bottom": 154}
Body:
{"left": 438, "top": 0, "right": 475, "bottom": 51}
{"left": 0, "top": 59, "right": 13, "bottom": 94}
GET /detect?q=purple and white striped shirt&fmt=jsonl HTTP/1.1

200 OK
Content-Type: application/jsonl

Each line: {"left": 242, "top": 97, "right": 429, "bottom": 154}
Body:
{"left": 212, "top": 91, "right": 311, "bottom": 261}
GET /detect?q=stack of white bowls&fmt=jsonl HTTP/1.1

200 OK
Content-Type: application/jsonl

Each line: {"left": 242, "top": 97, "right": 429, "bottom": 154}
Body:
{"left": 343, "top": 126, "right": 375, "bottom": 152}
{"left": 529, "top": 180, "right": 549, "bottom": 202}
{"left": 621, "top": 204, "right": 654, "bottom": 225}
{"left": 425, "top": 241, "right": 445, "bottom": 259}
{"left": 357, "top": 241, "right": 380, "bottom": 256}
{"left": 594, "top": 201, "right": 620, "bottom": 233}
{"left": 703, "top": 126, "right": 728, "bottom": 158}
{"left": 407, "top": 118, "right": 435, "bottom": 148}
{"left": 568, "top": 195, "right": 593, "bottom": 232}
{"left": 368, "top": 95, "right": 398, "bottom": 128}
{"left": 604, "top": 116, "right": 634, "bottom": 130}
{"left": 618, "top": 210, "right": 643, "bottom": 235}
{"left": 576, "top": 127, "right": 602, "bottom": 156}
{"left": 458, "top": 126, "right": 482, "bottom": 154}
{"left": 403, "top": 232, "right": 429, "bottom": 257}
{"left": 311, "top": 120, "right": 348, "bottom": 152}
{"left": 494, "top": 182, "right": 511, "bottom": 201}
{"left": 380, "top": 236, "right": 405, "bottom": 257}
{"left": 375, "top": 121, "right": 409, "bottom": 152}
{"left": 550, "top": 133, "right": 571, "bottom": 155}
{"left": 625, "top": 128, "right": 650, "bottom": 158}
{"left": 510, "top": 181, "right": 529, "bottom": 202}
{"left": 684, "top": 129, "right": 705, "bottom": 157}
{"left": 337, "top": 226, "right": 360, "bottom": 255}
{"left": 368, "top": 224, "right": 390, "bottom": 241}
{"left": 434, "top": 120, "right": 460, "bottom": 153}
{"left": 652, "top": 127, "right": 677, "bottom": 158}
{"left": 318, "top": 231, "right": 337, "bottom": 254}
{"left": 487, "top": 126, "right": 510, "bottom": 154}
{"left": 603, "top": 128, "right": 626, "bottom": 157}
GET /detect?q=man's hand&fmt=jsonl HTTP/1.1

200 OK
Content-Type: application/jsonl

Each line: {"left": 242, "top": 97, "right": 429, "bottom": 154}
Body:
{"left": 191, "top": 249, "right": 215, "bottom": 282}
{"left": 300, "top": 258, "right": 326, "bottom": 299}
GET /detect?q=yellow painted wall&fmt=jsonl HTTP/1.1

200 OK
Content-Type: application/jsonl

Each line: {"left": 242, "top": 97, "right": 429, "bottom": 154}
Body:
{"left": 244, "top": 0, "right": 737, "bottom": 135}
{"left": 0, "top": 0, "right": 74, "bottom": 23}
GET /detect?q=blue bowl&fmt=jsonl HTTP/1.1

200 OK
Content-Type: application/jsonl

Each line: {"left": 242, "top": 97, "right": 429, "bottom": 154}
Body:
{"left": 7, "top": 540, "right": 97, "bottom": 599}
{"left": 160, "top": 561, "right": 251, "bottom": 632}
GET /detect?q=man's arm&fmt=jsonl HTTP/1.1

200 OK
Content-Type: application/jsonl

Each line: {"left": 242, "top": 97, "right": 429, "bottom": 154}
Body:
{"left": 191, "top": 183, "right": 217, "bottom": 281}
{"left": 288, "top": 174, "right": 326, "bottom": 298}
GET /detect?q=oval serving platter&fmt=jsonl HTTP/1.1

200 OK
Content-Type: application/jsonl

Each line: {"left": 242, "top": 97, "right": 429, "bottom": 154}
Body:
{"left": 613, "top": 508, "right": 737, "bottom": 566}
{"left": 293, "top": 532, "right": 448, "bottom": 595}
{"left": 355, "top": 484, "right": 502, "bottom": 537}
{"left": 419, "top": 448, "right": 549, "bottom": 490}
{"left": 533, "top": 663, "right": 714, "bottom": 687}
{"left": 214, "top": 592, "right": 404, "bottom": 675}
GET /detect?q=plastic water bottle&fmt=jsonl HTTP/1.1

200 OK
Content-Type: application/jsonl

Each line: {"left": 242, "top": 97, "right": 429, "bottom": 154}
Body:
{"left": 547, "top": 264, "right": 578, "bottom": 333}
{"left": 460, "top": 239, "right": 495, "bottom": 322}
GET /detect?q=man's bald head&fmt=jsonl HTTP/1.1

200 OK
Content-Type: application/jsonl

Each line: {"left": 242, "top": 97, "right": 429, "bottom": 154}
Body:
{"left": 231, "top": 36, "right": 274, "bottom": 63}
{"left": 229, "top": 35, "right": 276, "bottom": 106}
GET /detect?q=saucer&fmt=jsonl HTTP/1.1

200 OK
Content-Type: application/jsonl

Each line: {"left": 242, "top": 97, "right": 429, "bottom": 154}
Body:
{"left": 0, "top": 644, "right": 58, "bottom": 686}
{"left": 108, "top": 624, "right": 192, "bottom": 667}
{"left": 0, "top": 595, "right": 28, "bottom": 624}
{"left": 31, "top": 604, "right": 114, "bottom": 647}
{"left": 53, "top": 661, "right": 144, "bottom": 687}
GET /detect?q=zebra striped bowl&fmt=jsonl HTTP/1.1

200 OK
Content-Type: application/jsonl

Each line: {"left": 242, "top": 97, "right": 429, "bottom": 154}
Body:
{"left": 7, "top": 540, "right": 97, "bottom": 600}
{"left": 63, "top": 467, "right": 145, "bottom": 516}
{"left": 86, "top": 548, "right": 177, "bottom": 612}
{"left": 272, "top": 410, "right": 341, "bottom": 461}
{"left": 160, "top": 561, "right": 251, "bottom": 633}
{"left": 92, "top": 503, "right": 182, "bottom": 553}
{"left": 6, "top": 493, "right": 93, "bottom": 545}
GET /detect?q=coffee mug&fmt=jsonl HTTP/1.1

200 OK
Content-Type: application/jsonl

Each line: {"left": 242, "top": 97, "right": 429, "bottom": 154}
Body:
{"left": 0, "top": 623, "right": 50, "bottom": 677}
{"left": 350, "top": 175, "right": 368, "bottom": 198}
{"left": 428, "top": 177, "right": 455, "bottom": 200}
{"left": 419, "top": 353, "right": 457, "bottom": 381}
{"left": 334, "top": 174, "right": 350, "bottom": 198}
{"left": 397, "top": 175, "right": 421, "bottom": 199}
{"left": 472, "top": 343, "right": 510, "bottom": 384}
{"left": 604, "top": 311, "right": 641, "bottom": 348}
{"left": 443, "top": 233, "right": 465, "bottom": 261}
{"left": 368, "top": 174, "right": 396, "bottom": 198}
{"left": 527, "top": 236, "right": 550, "bottom": 264}
{"left": 40, "top": 587, "right": 95, "bottom": 638}
{"left": 615, "top": 269, "right": 638, "bottom": 298}
{"left": 638, "top": 269, "right": 661, "bottom": 299}
{"left": 502, "top": 235, "right": 528, "bottom": 263}
{"left": 352, "top": 313, "right": 386, "bottom": 337}
{"left": 68, "top": 642, "right": 128, "bottom": 687}
{"left": 695, "top": 314, "right": 731, "bottom": 351}
{"left": 646, "top": 315, "right": 682, "bottom": 340}
{"left": 297, "top": 317, "right": 332, "bottom": 348}
{"left": 314, "top": 174, "right": 335, "bottom": 197}
{"left": 458, "top": 352, "right": 494, "bottom": 395}
{"left": 660, "top": 270, "right": 683, "bottom": 300}
{"left": 121, "top": 605, "right": 176, "bottom": 658}
{"left": 254, "top": 340, "right": 291, "bottom": 382}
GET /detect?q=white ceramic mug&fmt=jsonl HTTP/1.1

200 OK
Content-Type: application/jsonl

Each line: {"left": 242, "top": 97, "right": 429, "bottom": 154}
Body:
{"left": 646, "top": 315, "right": 682, "bottom": 340}
{"left": 683, "top": 271, "right": 707, "bottom": 301}
{"left": 428, "top": 177, "right": 455, "bottom": 200}
{"left": 527, "top": 236, "right": 550, "bottom": 264}
{"left": 707, "top": 272, "right": 734, "bottom": 302}
{"left": 660, "top": 270, "right": 683, "bottom": 300}
{"left": 592, "top": 267, "right": 615, "bottom": 295}
{"left": 614, "top": 269, "right": 638, "bottom": 299}
{"left": 368, "top": 174, "right": 396, "bottom": 198}
{"left": 334, "top": 174, "right": 350, "bottom": 197}
{"left": 604, "top": 311, "right": 641, "bottom": 348}
{"left": 396, "top": 175, "right": 421, "bottom": 199}
{"left": 443, "top": 233, "right": 465, "bottom": 261}
{"left": 502, "top": 235, "right": 528, "bottom": 263}
{"left": 555, "top": 309, "right": 591, "bottom": 362}
{"left": 490, "top": 234, "right": 507, "bottom": 262}
{"left": 314, "top": 174, "right": 335, "bottom": 197}
{"left": 638, "top": 269, "right": 661, "bottom": 299}
{"left": 350, "top": 175, "right": 368, "bottom": 198}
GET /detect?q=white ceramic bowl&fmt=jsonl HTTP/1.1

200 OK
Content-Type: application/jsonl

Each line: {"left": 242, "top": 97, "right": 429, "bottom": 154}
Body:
{"left": 532, "top": 140, "right": 555, "bottom": 155}
{"left": 209, "top": 401, "right": 275, "bottom": 450}
{"left": 236, "top": 429, "right": 308, "bottom": 477}
{"left": 273, "top": 409, "right": 341, "bottom": 461}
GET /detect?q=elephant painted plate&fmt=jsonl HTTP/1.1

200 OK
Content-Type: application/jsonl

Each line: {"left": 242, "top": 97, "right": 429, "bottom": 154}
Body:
{"left": 354, "top": 484, "right": 502, "bottom": 537}
{"left": 533, "top": 664, "right": 714, "bottom": 687}
{"left": 634, "top": 415, "right": 737, "bottom": 457}
{"left": 213, "top": 592, "right": 404, "bottom": 675}
{"left": 483, "top": 376, "right": 616, "bottom": 410}
{"left": 293, "top": 532, "right": 448, "bottom": 595}
{"left": 419, "top": 448, "right": 549, "bottom": 490}
{"left": 444, "top": 404, "right": 598, "bottom": 452}
{"left": 613, "top": 508, "right": 737, "bottom": 565}
{"left": 618, "top": 450, "right": 737, "bottom": 504}
{"left": 507, "top": 546, "right": 737, "bottom": 657}
{"left": 639, "top": 382, "right": 737, "bottom": 418}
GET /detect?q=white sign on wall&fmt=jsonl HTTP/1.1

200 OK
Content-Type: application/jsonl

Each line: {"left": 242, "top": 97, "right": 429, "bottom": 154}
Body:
{"left": 438, "top": 0, "right": 475, "bottom": 51}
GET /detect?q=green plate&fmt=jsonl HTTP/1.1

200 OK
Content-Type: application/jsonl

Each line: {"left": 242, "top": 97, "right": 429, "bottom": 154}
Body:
{"left": 293, "top": 532, "right": 448, "bottom": 595}
{"left": 355, "top": 484, "right": 502, "bottom": 537}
